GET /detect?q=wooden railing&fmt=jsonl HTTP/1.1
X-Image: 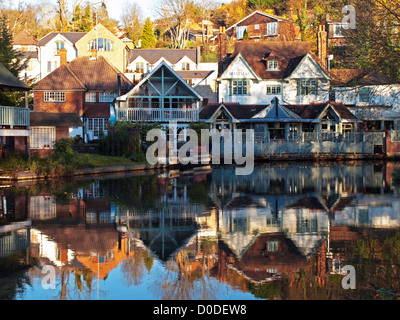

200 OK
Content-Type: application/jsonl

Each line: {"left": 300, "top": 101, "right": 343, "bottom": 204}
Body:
{"left": 117, "top": 108, "right": 198, "bottom": 122}
{"left": 0, "top": 106, "right": 30, "bottom": 127}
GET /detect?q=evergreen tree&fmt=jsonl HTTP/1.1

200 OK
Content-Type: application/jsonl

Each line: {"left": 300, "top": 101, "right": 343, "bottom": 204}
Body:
{"left": 0, "top": 14, "right": 23, "bottom": 78}
{"left": 0, "top": 13, "right": 26, "bottom": 107}
{"left": 140, "top": 18, "right": 157, "bottom": 49}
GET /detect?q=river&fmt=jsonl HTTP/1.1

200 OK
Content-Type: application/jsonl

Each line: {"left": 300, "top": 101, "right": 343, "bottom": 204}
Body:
{"left": 1, "top": 161, "right": 400, "bottom": 300}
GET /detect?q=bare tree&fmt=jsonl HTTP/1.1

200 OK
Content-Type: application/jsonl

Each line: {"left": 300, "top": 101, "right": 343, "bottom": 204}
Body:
{"left": 121, "top": 0, "right": 144, "bottom": 46}
{"left": 156, "top": 0, "right": 196, "bottom": 49}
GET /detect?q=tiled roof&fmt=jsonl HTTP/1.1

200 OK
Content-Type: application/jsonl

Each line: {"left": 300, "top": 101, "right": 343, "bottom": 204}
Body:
{"left": 0, "top": 62, "right": 30, "bottom": 92}
{"left": 37, "top": 32, "right": 86, "bottom": 46}
{"left": 286, "top": 101, "right": 359, "bottom": 120}
{"left": 129, "top": 49, "right": 198, "bottom": 65}
{"left": 30, "top": 112, "right": 83, "bottom": 127}
{"left": 84, "top": 104, "right": 110, "bottom": 118}
{"left": 176, "top": 70, "right": 215, "bottom": 79}
{"left": 200, "top": 103, "right": 267, "bottom": 120}
{"left": 12, "top": 30, "right": 37, "bottom": 45}
{"left": 35, "top": 56, "right": 133, "bottom": 91}
{"left": 221, "top": 41, "right": 312, "bottom": 80}
{"left": 330, "top": 69, "right": 399, "bottom": 86}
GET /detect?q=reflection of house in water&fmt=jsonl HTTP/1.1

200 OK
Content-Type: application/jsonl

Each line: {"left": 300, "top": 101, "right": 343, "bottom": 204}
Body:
{"left": 116, "top": 175, "right": 204, "bottom": 262}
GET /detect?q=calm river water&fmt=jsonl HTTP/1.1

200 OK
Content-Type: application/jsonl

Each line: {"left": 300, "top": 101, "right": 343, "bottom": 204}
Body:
{"left": 1, "top": 161, "right": 400, "bottom": 300}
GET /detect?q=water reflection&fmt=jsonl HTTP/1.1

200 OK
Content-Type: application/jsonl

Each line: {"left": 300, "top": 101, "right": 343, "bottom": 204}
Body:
{"left": 1, "top": 162, "right": 400, "bottom": 300}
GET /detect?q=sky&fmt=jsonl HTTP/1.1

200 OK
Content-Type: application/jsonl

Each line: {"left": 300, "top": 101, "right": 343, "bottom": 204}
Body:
{"left": 6, "top": 0, "right": 229, "bottom": 24}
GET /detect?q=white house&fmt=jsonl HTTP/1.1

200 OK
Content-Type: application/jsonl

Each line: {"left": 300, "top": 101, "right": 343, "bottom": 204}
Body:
{"left": 37, "top": 31, "right": 86, "bottom": 79}
{"left": 12, "top": 30, "right": 40, "bottom": 82}
{"left": 217, "top": 41, "right": 330, "bottom": 105}
{"left": 330, "top": 69, "right": 400, "bottom": 130}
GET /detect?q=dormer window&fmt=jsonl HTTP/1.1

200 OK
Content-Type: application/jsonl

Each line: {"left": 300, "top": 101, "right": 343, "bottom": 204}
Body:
{"left": 267, "top": 60, "right": 279, "bottom": 70}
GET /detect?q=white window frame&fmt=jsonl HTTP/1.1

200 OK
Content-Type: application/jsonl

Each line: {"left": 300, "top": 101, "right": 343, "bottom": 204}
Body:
{"left": 85, "top": 92, "right": 97, "bottom": 102}
{"left": 44, "top": 91, "right": 66, "bottom": 102}
{"left": 266, "top": 84, "right": 281, "bottom": 95}
{"left": 85, "top": 118, "right": 108, "bottom": 139}
{"left": 30, "top": 127, "right": 56, "bottom": 149}
{"left": 267, "top": 60, "right": 279, "bottom": 70}
{"left": 99, "top": 91, "right": 117, "bottom": 103}
{"left": 236, "top": 26, "right": 247, "bottom": 39}
{"left": 254, "top": 24, "right": 259, "bottom": 30}
{"left": 266, "top": 22, "right": 278, "bottom": 36}
{"left": 232, "top": 80, "right": 249, "bottom": 95}
{"left": 298, "top": 79, "right": 318, "bottom": 96}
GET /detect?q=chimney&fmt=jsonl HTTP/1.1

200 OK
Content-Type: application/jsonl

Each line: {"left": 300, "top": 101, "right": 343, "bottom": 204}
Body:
{"left": 59, "top": 48, "right": 67, "bottom": 66}
{"left": 317, "top": 24, "right": 328, "bottom": 70}
{"left": 218, "top": 26, "right": 227, "bottom": 75}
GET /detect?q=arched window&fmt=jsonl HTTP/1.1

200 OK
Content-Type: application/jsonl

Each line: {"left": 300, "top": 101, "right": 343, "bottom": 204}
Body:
{"left": 88, "top": 38, "right": 113, "bottom": 51}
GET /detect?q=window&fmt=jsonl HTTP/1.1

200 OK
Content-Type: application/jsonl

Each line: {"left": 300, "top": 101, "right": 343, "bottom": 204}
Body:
{"left": 44, "top": 92, "right": 65, "bottom": 102}
{"left": 99, "top": 92, "right": 117, "bottom": 103}
{"left": 266, "top": 22, "right": 278, "bottom": 36}
{"left": 88, "top": 38, "right": 113, "bottom": 51}
{"left": 359, "top": 87, "right": 371, "bottom": 102}
{"left": 266, "top": 85, "right": 281, "bottom": 95}
{"left": 182, "top": 62, "right": 190, "bottom": 70}
{"left": 135, "top": 62, "right": 144, "bottom": 73}
{"left": 266, "top": 241, "right": 279, "bottom": 252}
{"left": 232, "top": 80, "right": 249, "bottom": 95}
{"left": 296, "top": 218, "right": 318, "bottom": 233}
{"left": 255, "top": 24, "right": 259, "bottom": 30}
{"left": 85, "top": 92, "right": 97, "bottom": 102}
{"left": 47, "top": 61, "right": 52, "bottom": 72}
{"left": 86, "top": 118, "right": 108, "bottom": 138}
{"left": 333, "top": 24, "right": 349, "bottom": 37}
{"left": 55, "top": 41, "right": 64, "bottom": 55}
{"left": 267, "top": 60, "right": 279, "bottom": 70}
{"left": 30, "top": 127, "right": 55, "bottom": 149}
{"left": 298, "top": 79, "right": 318, "bottom": 95}
{"left": 236, "top": 26, "right": 247, "bottom": 39}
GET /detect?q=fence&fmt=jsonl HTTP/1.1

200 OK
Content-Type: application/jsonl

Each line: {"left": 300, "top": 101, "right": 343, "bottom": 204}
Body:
{"left": 0, "top": 106, "right": 30, "bottom": 127}
{"left": 223, "top": 131, "right": 385, "bottom": 156}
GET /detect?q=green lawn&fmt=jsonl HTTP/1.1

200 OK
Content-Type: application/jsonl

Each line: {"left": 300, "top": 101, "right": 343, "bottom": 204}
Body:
{"left": 0, "top": 152, "right": 146, "bottom": 177}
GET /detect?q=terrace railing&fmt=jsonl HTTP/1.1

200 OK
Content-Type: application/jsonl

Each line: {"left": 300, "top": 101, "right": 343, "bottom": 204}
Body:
{"left": 0, "top": 106, "right": 30, "bottom": 128}
{"left": 117, "top": 108, "right": 198, "bottom": 122}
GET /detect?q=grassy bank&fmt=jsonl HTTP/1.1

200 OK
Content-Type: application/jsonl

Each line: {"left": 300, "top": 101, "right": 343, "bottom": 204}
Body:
{"left": 0, "top": 152, "right": 144, "bottom": 178}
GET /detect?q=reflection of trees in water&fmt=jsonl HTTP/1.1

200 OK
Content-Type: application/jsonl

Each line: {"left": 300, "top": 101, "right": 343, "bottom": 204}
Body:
{"left": 58, "top": 268, "right": 95, "bottom": 300}
{"left": 121, "top": 251, "right": 154, "bottom": 286}
{"left": 150, "top": 250, "right": 218, "bottom": 300}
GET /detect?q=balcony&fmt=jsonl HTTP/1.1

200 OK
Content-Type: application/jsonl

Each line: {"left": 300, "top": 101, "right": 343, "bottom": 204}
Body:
{"left": 117, "top": 108, "right": 198, "bottom": 122}
{"left": 0, "top": 106, "right": 30, "bottom": 127}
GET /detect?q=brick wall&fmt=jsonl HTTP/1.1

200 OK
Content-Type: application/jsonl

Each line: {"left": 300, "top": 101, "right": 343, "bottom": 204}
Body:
{"left": 30, "top": 126, "right": 70, "bottom": 158}
{"left": 385, "top": 135, "right": 400, "bottom": 157}
{"left": 34, "top": 91, "right": 85, "bottom": 116}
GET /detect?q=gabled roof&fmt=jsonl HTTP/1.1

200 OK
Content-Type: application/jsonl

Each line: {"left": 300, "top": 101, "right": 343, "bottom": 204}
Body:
{"left": 120, "top": 61, "right": 202, "bottom": 101}
{"left": 35, "top": 56, "right": 133, "bottom": 91}
{"left": 37, "top": 32, "right": 86, "bottom": 46}
{"left": 30, "top": 112, "right": 83, "bottom": 127}
{"left": 220, "top": 41, "right": 313, "bottom": 80}
{"left": 199, "top": 103, "right": 267, "bottom": 121}
{"left": 0, "top": 62, "right": 30, "bottom": 92}
{"left": 224, "top": 11, "right": 296, "bottom": 37}
{"left": 286, "top": 101, "right": 359, "bottom": 121}
{"left": 128, "top": 49, "right": 198, "bottom": 65}
{"left": 13, "top": 30, "right": 37, "bottom": 46}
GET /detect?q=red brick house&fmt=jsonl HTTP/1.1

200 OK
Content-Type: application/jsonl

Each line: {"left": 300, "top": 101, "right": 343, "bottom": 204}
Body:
{"left": 212, "top": 11, "right": 301, "bottom": 43}
{"left": 33, "top": 56, "right": 133, "bottom": 141}
{"left": 29, "top": 112, "right": 83, "bottom": 157}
